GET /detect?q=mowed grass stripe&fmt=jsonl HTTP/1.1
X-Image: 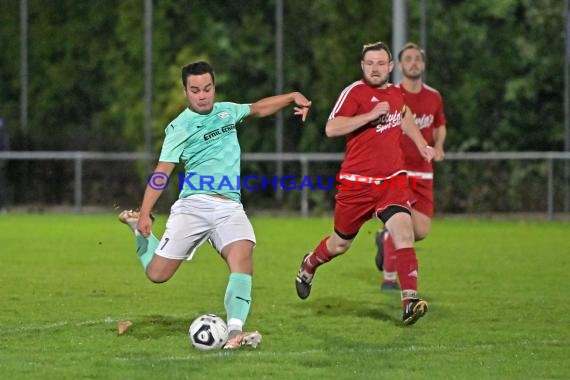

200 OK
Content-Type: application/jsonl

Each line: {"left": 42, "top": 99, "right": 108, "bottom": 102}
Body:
{"left": 0, "top": 214, "right": 568, "bottom": 379}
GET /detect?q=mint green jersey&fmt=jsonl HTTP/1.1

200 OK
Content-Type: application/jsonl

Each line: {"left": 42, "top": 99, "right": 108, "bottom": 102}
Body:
{"left": 158, "top": 102, "right": 251, "bottom": 203}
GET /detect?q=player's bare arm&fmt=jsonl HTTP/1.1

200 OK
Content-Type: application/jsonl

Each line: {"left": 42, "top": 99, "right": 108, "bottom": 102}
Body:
{"left": 249, "top": 92, "right": 312, "bottom": 121}
{"left": 325, "top": 102, "right": 389, "bottom": 137}
{"left": 433, "top": 125, "right": 447, "bottom": 161}
{"left": 401, "top": 110, "right": 434, "bottom": 162}
{"left": 137, "top": 161, "right": 176, "bottom": 237}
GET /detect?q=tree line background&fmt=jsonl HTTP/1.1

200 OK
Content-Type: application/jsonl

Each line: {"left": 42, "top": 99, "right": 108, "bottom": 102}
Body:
{"left": 0, "top": 0, "right": 567, "bottom": 214}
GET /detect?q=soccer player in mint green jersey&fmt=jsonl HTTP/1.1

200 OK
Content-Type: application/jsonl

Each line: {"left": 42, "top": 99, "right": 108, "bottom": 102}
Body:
{"left": 119, "top": 61, "right": 311, "bottom": 349}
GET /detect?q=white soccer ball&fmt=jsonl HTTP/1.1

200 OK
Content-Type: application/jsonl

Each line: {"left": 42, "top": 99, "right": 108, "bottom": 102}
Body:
{"left": 188, "top": 314, "right": 228, "bottom": 350}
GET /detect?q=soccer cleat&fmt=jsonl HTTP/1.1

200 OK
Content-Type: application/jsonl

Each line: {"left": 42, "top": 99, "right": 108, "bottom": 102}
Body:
{"left": 381, "top": 280, "right": 401, "bottom": 291}
{"left": 118, "top": 209, "right": 139, "bottom": 231}
{"left": 295, "top": 254, "right": 314, "bottom": 300}
{"left": 402, "top": 298, "right": 429, "bottom": 326}
{"left": 374, "top": 229, "right": 386, "bottom": 271}
{"left": 118, "top": 209, "right": 154, "bottom": 232}
{"left": 222, "top": 331, "right": 262, "bottom": 349}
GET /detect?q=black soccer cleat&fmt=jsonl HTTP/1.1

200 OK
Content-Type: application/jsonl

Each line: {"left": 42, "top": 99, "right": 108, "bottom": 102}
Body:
{"left": 375, "top": 229, "right": 386, "bottom": 272}
{"left": 381, "top": 280, "right": 401, "bottom": 291}
{"left": 402, "top": 298, "right": 429, "bottom": 326}
{"left": 295, "top": 254, "right": 313, "bottom": 300}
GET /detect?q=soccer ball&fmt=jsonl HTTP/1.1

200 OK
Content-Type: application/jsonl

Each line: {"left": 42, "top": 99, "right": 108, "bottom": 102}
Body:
{"left": 188, "top": 314, "right": 228, "bottom": 350}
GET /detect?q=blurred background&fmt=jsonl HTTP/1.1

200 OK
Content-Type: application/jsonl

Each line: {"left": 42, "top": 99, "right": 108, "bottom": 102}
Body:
{"left": 0, "top": 0, "right": 569, "bottom": 219}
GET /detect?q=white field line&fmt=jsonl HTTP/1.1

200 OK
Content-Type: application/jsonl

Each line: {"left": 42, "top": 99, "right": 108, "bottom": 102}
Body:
{"left": 0, "top": 317, "right": 117, "bottom": 334}
{"left": 113, "top": 346, "right": 452, "bottom": 361}
{"left": 112, "top": 340, "right": 566, "bottom": 361}
{"left": 3, "top": 319, "right": 565, "bottom": 359}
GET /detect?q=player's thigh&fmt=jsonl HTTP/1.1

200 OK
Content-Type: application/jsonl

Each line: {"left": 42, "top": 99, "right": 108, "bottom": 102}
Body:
{"left": 411, "top": 209, "right": 431, "bottom": 241}
{"left": 221, "top": 240, "right": 255, "bottom": 274}
{"left": 156, "top": 209, "right": 212, "bottom": 261}
{"left": 146, "top": 211, "right": 211, "bottom": 282}
{"left": 333, "top": 185, "right": 376, "bottom": 241}
{"left": 146, "top": 255, "right": 184, "bottom": 283}
{"left": 209, "top": 202, "right": 256, "bottom": 260}
{"left": 327, "top": 230, "right": 355, "bottom": 254}
{"left": 374, "top": 176, "right": 413, "bottom": 225}
{"left": 411, "top": 178, "right": 433, "bottom": 213}
{"left": 384, "top": 211, "right": 414, "bottom": 248}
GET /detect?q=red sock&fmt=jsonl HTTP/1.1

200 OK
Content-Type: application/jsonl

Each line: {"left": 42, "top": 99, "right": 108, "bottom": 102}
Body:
{"left": 304, "top": 237, "right": 334, "bottom": 274}
{"left": 383, "top": 232, "right": 398, "bottom": 281}
{"left": 395, "top": 247, "right": 419, "bottom": 308}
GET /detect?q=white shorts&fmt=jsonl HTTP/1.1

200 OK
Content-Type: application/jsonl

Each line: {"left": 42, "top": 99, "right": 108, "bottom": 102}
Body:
{"left": 155, "top": 194, "right": 256, "bottom": 261}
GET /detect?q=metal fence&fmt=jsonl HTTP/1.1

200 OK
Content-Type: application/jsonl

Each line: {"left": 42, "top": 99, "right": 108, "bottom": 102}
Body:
{"left": 0, "top": 151, "right": 569, "bottom": 219}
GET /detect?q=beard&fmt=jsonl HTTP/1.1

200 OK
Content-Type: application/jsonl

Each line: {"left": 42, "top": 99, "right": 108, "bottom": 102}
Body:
{"left": 363, "top": 75, "right": 389, "bottom": 88}
{"left": 402, "top": 69, "right": 422, "bottom": 80}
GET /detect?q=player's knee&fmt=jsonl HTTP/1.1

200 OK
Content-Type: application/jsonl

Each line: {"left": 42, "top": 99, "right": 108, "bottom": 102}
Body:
{"left": 413, "top": 222, "right": 431, "bottom": 241}
{"left": 145, "top": 270, "right": 173, "bottom": 284}
{"left": 225, "top": 254, "right": 253, "bottom": 274}
{"left": 329, "top": 240, "right": 351, "bottom": 255}
{"left": 147, "top": 275, "right": 167, "bottom": 284}
{"left": 414, "top": 229, "right": 429, "bottom": 241}
{"left": 223, "top": 243, "right": 254, "bottom": 273}
{"left": 391, "top": 229, "right": 415, "bottom": 248}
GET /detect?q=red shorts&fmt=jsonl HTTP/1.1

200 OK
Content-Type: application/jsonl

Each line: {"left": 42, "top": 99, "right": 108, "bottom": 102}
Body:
{"left": 408, "top": 177, "right": 434, "bottom": 217}
{"left": 333, "top": 176, "right": 412, "bottom": 238}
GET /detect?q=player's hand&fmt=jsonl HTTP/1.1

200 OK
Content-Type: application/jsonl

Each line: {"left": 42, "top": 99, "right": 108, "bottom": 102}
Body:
{"left": 137, "top": 213, "right": 153, "bottom": 237}
{"left": 422, "top": 145, "right": 435, "bottom": 162}
{"left": 369, "top": 101, "right": 390, "bottom": 123}
{"left": 292, "top": 92, "right": 312, "bottom": 122}
{"left": 294, "top": 103, "right": 311, "bottom": 122}
{"left": 433, "top": 146, "right": 445, "bottom": 162}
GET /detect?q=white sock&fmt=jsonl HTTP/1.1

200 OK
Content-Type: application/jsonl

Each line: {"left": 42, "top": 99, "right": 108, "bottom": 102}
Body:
{"left": 227, "top": 318, "right": 243, "bottom": 334}
{"left": 384, "top": 271, "right": 397, "bottom": 282}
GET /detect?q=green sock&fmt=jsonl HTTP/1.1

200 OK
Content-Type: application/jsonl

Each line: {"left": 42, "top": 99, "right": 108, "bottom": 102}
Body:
{"left": 135, "top": 232, "right": 158, "bottom": 270}
{"left": 224, "top": 273, "right": 252, "bottom": 331}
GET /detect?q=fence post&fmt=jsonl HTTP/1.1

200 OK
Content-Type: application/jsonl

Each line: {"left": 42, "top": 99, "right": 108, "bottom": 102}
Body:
{"left": 547, "top": 157, "right": 553, "bottom": 220}
{"left": 300, "top": 156, "right": 309, "bottom": 217}
{"left": 74, "top": 152, "right": 83, "bottom": 213}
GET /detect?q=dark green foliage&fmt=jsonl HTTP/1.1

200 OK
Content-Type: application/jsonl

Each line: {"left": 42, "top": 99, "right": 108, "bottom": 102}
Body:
{"left": 0, "top": 0, "right": 565, "bottom": 152}
{"left": 0, "top": 1, "right": 567, "bottom": 210}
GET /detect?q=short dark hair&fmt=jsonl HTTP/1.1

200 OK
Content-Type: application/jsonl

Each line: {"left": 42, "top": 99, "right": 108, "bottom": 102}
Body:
{"left": 181, "top": 61, "right": 215, "bottom": 87}
{"left": 398, "top": 42, "right": 425, "bottom": 62}
{"left": 361, "top": 41, "right": 392, "bottom": 61}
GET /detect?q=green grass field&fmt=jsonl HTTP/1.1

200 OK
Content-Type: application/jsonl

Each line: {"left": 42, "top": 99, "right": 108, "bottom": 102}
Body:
{"left": 1, "top": 214, "right": 569, "bottom": 379}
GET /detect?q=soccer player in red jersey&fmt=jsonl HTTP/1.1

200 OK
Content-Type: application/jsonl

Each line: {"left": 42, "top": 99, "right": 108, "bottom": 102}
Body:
{"left": 295, "top": 41, "right": 434, "bottom": 325}
{"left": 375, "top": 42, "right": 447, "bottom": 291}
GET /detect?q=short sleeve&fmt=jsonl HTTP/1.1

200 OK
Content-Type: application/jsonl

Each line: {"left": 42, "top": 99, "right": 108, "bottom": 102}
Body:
{"left": 158, "top": 123, "right": 190, "bottom": 163}
{"left": 225, "top": 102, "right": 251, "bottom": 125}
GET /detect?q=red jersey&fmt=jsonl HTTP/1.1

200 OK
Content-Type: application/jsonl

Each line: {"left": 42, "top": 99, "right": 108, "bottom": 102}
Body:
{"left": 399, "top": 83, "right": 446, "bottom": 172}
{"left": 329, "top": 81, "right": 407, "bottom": 178}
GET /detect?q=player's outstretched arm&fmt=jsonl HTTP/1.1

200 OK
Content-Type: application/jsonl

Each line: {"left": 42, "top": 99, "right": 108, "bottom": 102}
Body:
{"left": 249, "top": 92, "right": 311, "bottom": 121}
{"left": 137, "top": 161, "right": 176, "bottom": 237}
